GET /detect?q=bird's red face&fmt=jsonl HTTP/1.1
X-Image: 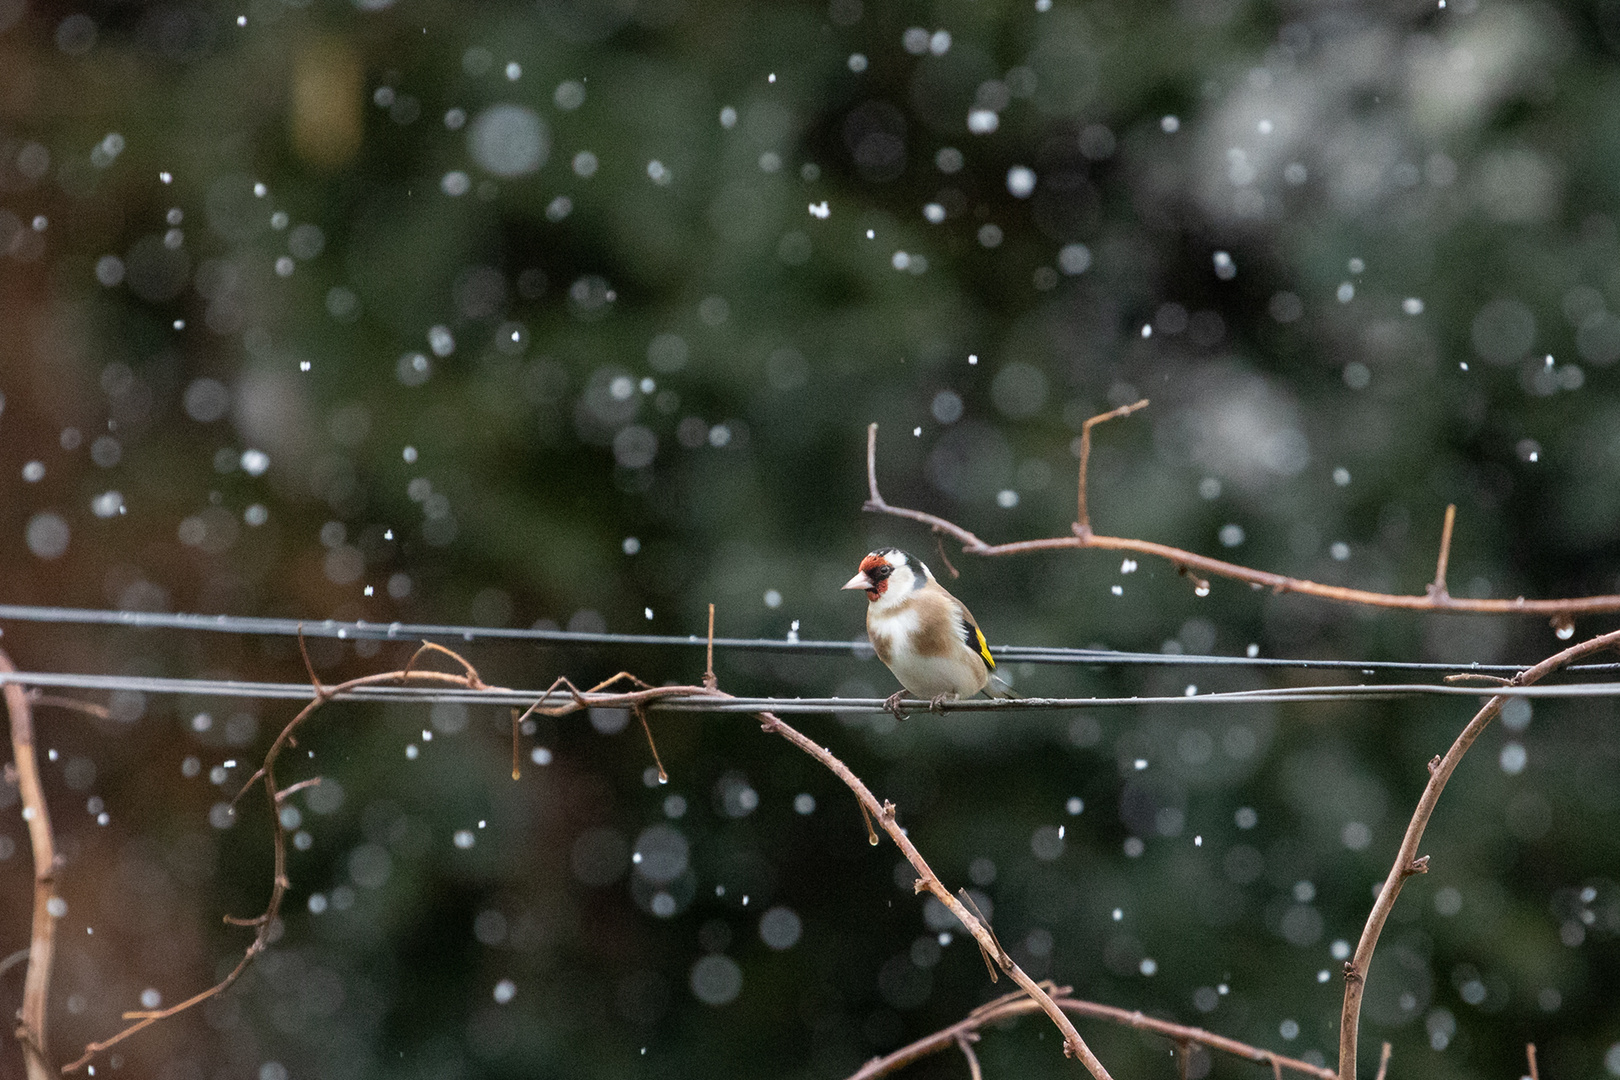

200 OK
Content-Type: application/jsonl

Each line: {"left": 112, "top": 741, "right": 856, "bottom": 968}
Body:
{"left": 842, "top": 552, "right": 896, "bottom": 600}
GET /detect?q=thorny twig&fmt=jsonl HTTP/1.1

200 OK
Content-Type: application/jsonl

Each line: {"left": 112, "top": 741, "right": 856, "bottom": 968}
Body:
{"left": 862, "top": 414, "right": 1620, "bottom": 620}
{"left": 1337, "top": 626, "right": 1620, "bottom": 1080}
{"left": 0, "top": 648, "right": 58, "bottom": 1080}
{"left": 843, "top": 983, "right": 1336, "bottom": 1080}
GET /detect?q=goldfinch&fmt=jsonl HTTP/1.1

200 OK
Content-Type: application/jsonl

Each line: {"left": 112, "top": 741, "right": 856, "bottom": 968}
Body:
{"left": 841, "top": 548, "right": 1008, "bottom": 715}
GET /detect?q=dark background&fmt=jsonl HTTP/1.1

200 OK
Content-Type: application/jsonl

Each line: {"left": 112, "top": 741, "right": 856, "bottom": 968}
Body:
{"left": 1, "top": 0, "right": 1619, "bottom": 1077}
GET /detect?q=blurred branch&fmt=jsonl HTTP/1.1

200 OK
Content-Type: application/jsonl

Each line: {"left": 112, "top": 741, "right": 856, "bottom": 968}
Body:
{"left": 863, "top": 415, "right": 1620, "bottom": 620}
{"left": 0, "top": 648, "right": 58, "bottom": 1080}
{"left": 59, "top": 628, "right": 1111, "bottom": 1078}
{"left": 844, "top": 984, "right": 1335, "bottom": 1080}
{"left": 23, "top": 692, "right": 108, "bottom": 721}
{"left": 63, "top": 650, "right": 499, "bottom": 1074}
{"left": 510, "top": 617, "right": 1114, "bottom": 1077}
{"left": 1526, "top": 1042, "right": 1539, "bottom": 1080}
{"left": 1427, "top": 504, "right": 1456, "bottom": 599}
{"left": 751, "top": 709, "right": 1111, "bottom": 1079}
{"left": 954, "top": 1032, "right": 983, "bottom": 1080}
{"left": 1337, "top": 626, "right": 1620, "bottom": 1080}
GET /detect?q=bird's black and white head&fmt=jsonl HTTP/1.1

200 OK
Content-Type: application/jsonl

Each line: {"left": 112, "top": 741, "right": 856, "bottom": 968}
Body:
{"left": 841, "top": 548, "right": 932, "bottom": 606}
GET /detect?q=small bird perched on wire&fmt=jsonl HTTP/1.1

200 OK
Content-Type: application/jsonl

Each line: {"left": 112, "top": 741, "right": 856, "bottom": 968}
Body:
{"left": 842, "top": 548, "right": 1013, "bottom": 717}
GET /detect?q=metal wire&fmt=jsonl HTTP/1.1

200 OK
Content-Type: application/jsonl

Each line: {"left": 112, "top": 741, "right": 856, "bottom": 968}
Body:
{"left": 1, "top": 603, "right": 1613, "bottom": 676}
{"left": 2, "top": 670, "right": 1618, "bottom": 713}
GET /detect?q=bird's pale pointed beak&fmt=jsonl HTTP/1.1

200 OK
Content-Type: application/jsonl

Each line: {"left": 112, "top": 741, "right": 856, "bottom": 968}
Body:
{"left": 842, "top": 571, "right": 873, "bottom": 591}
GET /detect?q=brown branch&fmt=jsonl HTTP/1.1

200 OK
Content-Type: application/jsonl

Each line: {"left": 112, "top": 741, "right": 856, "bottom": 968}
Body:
{"left": 0, "top": 948, "right": 31, "bottom": 979}
{"left": 704, "top": 603, "right": 717, "bottom": 690}
{"left": 1428, "top": 504, "right": 1456, "bottom": 598}
{"left": 0, "top": 649, "right": 58, "bottom": 1080}
{"left": 1526, "top": 1042, "right": 1538, "bottom": 1080}
{"left": 844, "top": 985, "right": 1336, "bottom": 1080}
{"left": 863, "top": 418, "right": 1620, "bottom": 617}
{"left": 1076, "top": 399, "right": 1150, "bottom": 536}
{"left": 955, "top": 1032, "right": 984, "bottom": 1080}
{"left": 274, "top": 778, "right": 322, "bottom": 803}
{"left": 23, "top": 693, "right": 109, "bottom": 721}
{"left": 294, "top": 623, "right": 329, "bottom": 701}
{"left": 1337, "top": 627, "right": 1620, "bottom": 1080}
{"left": 511, "top": 707, "right": 522, "bottom": 781}
{"left": 63, "top": 661, "right": 497, "bottom": 1073}
{"left": 404, "top": 640, "right": 487, "bottom": 689}
{"left": 750, "top": 704, "right": 1112, "bottom": 1080}
{"left": 1373, "top": 1041, "right": 1391, "bottom": 1080}
{"left": 633, "top": 705, "right": 668, "bottom": 783}
{"left": 934, "top": 534, "right": 960, "bottom": 579}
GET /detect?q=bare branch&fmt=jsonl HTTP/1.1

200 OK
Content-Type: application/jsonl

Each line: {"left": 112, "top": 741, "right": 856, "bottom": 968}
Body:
{"left": 863, "top": 418, "right": 1620, "bottom": 618}
{"left": 863, "top": 422, "right": 991, "bottom": 552}
{"left": 1428, "top": 504, "right": 1457, "bottom": 598}
{"left": 750, "top": 704, "right": 1113, "bottom": 1080}
{"left": 633, "top": 704, "right": 668, "bottom": 783}
{"left": 1443, "top": 673, "right": 1512, "bottom": 686}
{"left": 934, "top": 534, "right": 961, "bottom": 579}
{"left": 1338, "top": 626, "right": 1620, "bottom": 1080}
{"left": 24, "top": 692, "right": 109, "bottom": 721}
{"left": 404, "top": 640, "right": 487, "bottom": 688}
{"left": 0, "top": 947, "right": 30, "bottom": 979}
{"left": 0, "top": 648, "right": 57, "bottom": 1080}
{"left": 1526, "top": 1042, "right": 1539, "bottom": 1080}
{"left": 704, "top": 603, "right": 717, "bottom": 690}
{"left": 1373, "top": 1041, "right": 1391, "bottom": 1080}
{"left": 1076, "top": 398, "right": 1150, "bottom": 536}
{"left": 843, "top": 986, "right": 1336, "bottom": 1080}
{"left": 955, "top": 1032, "right": 984, "bottom": 1080}
{"left": 274, "top": 778, "right": 322, "bottom": 803}
{"left": 63, "top": 662, "right": 500, "bottom": 1073}
{"left": 511, "top": 707, "right": 522, "bottom": 781}
{"left": 295, "top": 623, "right": 330, "bottom": 701}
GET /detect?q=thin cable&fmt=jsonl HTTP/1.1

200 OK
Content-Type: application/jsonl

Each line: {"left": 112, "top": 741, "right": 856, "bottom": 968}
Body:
{"left": 3, "top": 670, "right": 1619, "bottom": 713}
{"left": 1, "top": 603, "right": 1612, "bottom": 675}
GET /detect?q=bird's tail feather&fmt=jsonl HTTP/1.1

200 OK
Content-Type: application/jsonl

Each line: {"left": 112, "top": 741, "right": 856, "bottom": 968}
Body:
{"left": 984, "top": 673, "right": 1021, "bottom": 700}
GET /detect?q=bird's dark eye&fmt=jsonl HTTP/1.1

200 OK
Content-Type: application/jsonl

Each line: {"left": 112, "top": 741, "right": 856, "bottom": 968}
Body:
{"left": 871, "top": 565, "right": 892, "bottom": 580}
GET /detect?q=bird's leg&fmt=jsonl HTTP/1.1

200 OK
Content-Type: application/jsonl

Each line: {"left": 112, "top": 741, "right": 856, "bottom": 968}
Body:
{"left": 883, "top": 690, "right": 910, "bottom": 721}
{"left": 928, "top": 692, "right": 955, "bottom": 713}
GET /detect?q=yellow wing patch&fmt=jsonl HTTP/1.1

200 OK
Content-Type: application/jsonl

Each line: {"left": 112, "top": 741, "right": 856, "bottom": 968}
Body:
{"left": 972, "top": 624, "right": 995, "bottom": 669}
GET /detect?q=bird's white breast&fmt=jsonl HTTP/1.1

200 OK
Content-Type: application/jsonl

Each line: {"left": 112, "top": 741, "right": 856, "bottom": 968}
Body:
{"left": 869, "top": 605, "right": 987, "bottom": 699}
